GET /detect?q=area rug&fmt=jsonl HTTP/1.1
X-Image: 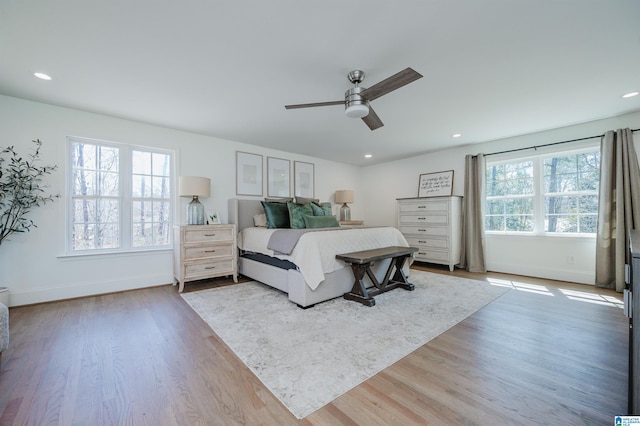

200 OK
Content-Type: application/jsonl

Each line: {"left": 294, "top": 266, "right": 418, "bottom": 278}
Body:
{"left": 181, "top": 270, "right": 509, "bottom": 419}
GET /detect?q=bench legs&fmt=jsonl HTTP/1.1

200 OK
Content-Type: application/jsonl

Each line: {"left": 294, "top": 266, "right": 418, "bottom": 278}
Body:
{"left": 343, "top": 254, "right": 415, "bottom": 307}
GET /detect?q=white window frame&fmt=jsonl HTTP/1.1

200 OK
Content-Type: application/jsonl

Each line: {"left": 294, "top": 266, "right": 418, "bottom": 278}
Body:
{"left": 485, "top": 144, "right": 600, "bottom": 237}
{"left": 66, "top": 136, "right": 176, "bottom": 255}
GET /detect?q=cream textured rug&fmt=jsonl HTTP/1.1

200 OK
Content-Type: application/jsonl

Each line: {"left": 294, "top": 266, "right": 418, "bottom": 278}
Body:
{"left": 181, "top": 270, "right": 509, "bottom": 419}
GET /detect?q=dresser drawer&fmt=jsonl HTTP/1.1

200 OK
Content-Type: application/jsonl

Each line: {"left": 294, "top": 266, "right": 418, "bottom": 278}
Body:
{"left": 184, "top": 227, "right": 234, "bottom": 243}
{"left": 185, "top": 258, "right": 234, "bottom": 280}
{"left": 184, "top": 244, "right": 234, "bottom": 260}
{"left": 405, "top": 236, "right": 449, "bottom": 250}
{"left": 398, "top": 200, "right": 450, "bottom": 213}
{"left": 399, "top": 213, "right": 449, "bottom": 225}
{"left": 399, "top": 225, "right": 449, "bottom": 236}
{"left": 415, "top": 249, "right": 450, "bottom": 262}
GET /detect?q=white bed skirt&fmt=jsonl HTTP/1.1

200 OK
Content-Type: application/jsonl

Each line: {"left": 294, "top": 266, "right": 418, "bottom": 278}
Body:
{"left": 239, "top": 256, "right": 410, "bottom": 308}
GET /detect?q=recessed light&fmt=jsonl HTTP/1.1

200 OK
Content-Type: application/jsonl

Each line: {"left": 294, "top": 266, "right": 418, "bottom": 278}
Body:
{"left": 452, "top": 133, "right": 462, "bottom": 138}
{"left": 34, "top": 72, "right": 52, "bottom": 80}
{"left": 622, "top": 91, "right": 638, "bottom": 98}
{"left": 364, "top": 154, "right": 372, "bottom": 158}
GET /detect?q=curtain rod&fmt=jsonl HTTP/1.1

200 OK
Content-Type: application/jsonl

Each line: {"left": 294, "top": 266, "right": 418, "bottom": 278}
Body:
{"left": 482, "top": 128, "right": 640, "bottom": 157}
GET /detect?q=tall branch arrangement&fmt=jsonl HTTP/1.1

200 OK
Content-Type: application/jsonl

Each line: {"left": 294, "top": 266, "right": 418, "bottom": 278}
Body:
{"left": 0, "top": 139, "right": 59, "bottom": 245}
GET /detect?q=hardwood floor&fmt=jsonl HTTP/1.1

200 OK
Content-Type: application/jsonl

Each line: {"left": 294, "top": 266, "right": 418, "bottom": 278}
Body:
{"left": 0, "top": 265, "right": 628, "bottom": 425}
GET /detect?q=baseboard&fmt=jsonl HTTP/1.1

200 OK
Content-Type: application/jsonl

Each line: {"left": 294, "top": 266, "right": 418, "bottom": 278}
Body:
{"left": 7, "top": 273, "right": 173, "bottom": 307}
{"left": 486, "top": 261, "right": 594, "bottom": 285}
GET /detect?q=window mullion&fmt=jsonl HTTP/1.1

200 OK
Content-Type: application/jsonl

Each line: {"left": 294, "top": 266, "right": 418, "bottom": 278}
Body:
{"left": 533, "top": 157, "right": 544, "bottom": 234}
{"left": 120, "top": 146, "right": 133, "bottom": 249}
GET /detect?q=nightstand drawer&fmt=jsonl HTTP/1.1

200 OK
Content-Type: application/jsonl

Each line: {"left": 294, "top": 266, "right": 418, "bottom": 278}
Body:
{"left": 184, "top": 227, "right": 234, "bottom": 243}
{"left": 340, "top": 220, "right": 364, "bottom": 228}
{"left": 185, "top": 259, "right": 234, "bottom": 280}
{"left": 184, "top": 244, "right": 234, "bottom": 260}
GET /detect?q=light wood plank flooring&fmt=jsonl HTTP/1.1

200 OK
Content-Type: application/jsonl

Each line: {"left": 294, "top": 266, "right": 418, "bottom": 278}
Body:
{"left": 0, "top": 265, "right": 628, "bottom": 425}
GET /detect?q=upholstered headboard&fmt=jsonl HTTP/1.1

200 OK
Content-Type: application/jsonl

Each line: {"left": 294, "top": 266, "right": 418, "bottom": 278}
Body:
{"left": 228, "top": 198, "right": 264, "bottom": 231}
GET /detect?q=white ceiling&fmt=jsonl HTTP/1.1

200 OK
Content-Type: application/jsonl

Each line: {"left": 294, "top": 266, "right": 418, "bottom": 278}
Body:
{"left": 1, "top": 1, "right": 639, "bottom": 166}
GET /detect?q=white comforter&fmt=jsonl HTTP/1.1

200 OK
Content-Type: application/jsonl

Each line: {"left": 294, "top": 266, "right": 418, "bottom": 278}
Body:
{"left": 238, "top": 227, "right": 409, "bottom": 290}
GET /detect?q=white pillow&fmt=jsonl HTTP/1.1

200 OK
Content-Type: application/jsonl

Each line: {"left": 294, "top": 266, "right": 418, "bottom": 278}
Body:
{"left": 253, "top": 213, "right": 268, "bottom": 227}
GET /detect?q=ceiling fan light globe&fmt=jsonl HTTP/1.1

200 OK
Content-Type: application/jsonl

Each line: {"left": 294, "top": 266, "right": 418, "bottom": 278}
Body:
{"left": 345, "top": 103, "right": 369, "bottom": 118}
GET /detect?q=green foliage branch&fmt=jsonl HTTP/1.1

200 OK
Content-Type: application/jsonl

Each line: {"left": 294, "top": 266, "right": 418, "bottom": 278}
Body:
{"left": 0, "top": 139, "right": 59, "bottom": 245}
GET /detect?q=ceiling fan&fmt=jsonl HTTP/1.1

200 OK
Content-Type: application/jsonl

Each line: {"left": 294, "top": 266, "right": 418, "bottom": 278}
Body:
{"left": 284, "top": 67, "right": 423, "bottom": 131}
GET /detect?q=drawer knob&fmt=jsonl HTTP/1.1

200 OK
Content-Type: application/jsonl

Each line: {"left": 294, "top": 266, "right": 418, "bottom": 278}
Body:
{"left": 418, "top": 206, "right": 426, "bottom": 208}
{"left": 204, "top": 250, "right": 216, "bottom": 253}
{"left": 418, "top": 217, "right": 426, "bottom": 220}
{"left": 204, "top": 233, "right": 216, "bottom": 236}
{"left": 205, "top": 266, "right": 216, "bottom": 270}
{"left": 418, "top": 229, "right": 426, "bottom": 232}
{"left": 418, "top": 240, "right": 426, "bottom": 243}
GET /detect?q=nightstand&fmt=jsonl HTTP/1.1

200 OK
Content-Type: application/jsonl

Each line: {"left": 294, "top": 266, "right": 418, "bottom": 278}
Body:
{"left": 339, "top": 220, "right": 364, "bottom": 228}
{"left": 173, "top": 224, "right": 238, "bottom": 292}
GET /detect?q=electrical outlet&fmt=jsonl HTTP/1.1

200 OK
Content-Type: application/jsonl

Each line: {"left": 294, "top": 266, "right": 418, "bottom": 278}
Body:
{"left": 567, "top": 255, "right": 576, "bottom": 264}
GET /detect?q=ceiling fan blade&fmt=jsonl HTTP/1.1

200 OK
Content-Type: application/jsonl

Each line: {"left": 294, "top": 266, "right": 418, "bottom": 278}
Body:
{"left": 285, "top": 100, "right": 344, "bottom": 109}
{"left": 362, "top": 106, "right": 384, "bottom": 130}
{"left": 360, "top": 68, "right": 423, "bottom": 101}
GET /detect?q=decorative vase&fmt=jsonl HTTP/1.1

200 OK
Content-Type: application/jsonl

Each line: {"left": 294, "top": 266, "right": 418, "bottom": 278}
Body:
{"left": 187, "top": 196, "right": 205, "bottom": 225}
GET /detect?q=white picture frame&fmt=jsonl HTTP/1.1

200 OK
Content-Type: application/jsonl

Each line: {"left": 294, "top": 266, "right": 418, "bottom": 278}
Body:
{"left": 267, "top": 157, "right": 291, "bottom": 197}
{"left": 418, "top": 170, "right": 454, "bottom": 197}
{"left": 294, "top": 161, "right": 314, "bottom": 198}
{"left": 207, "top": 211, "right": 221, "bottom": 224}
{"left": 236, "top": 151, "right": 263, "bottom": 196}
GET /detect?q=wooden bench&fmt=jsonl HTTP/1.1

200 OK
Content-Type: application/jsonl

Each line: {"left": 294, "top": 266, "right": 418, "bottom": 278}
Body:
{"left": 336, "top": 246, "right": 419, "bottom": 307}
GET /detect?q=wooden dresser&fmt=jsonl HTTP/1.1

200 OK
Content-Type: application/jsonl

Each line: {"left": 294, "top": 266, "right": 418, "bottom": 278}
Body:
{"left": 396, "top": 196, "right": 462, "bottom": 271}
{"left": 339, "top": 220, "right": 364, "bottom": 228}
{"left": 173, "top": 224, "right": 238, "bottom": 292}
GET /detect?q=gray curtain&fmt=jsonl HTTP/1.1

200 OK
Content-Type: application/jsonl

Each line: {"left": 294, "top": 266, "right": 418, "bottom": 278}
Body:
{"left": 595, "top": 128, "right": 640, "bottom": 292}
{"left": 460, "top": 153, "right": 487, "bottom": 273}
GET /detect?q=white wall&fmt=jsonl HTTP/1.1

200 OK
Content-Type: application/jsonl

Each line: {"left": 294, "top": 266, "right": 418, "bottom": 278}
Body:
{"left": 2, "top": 93, "right": 639, "bottom": 305}
{"left": 0, "top": 95, "right": 361, "bottom": 306}
{"left": 360, "top": 110, "right": 640, "bottom": 284}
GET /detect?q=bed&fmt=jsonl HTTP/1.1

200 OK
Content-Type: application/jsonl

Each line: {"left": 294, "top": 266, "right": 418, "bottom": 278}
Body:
{"left": 228, "top": 198, "right": 412, "bottom": 307}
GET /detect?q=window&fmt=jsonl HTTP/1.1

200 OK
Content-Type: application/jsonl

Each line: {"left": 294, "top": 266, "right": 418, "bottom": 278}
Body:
{"left": 485, "top": 159, "right": 535, "bottom": 232}
{"left": 543, "top": 152, "right": 600, "bottom": 233}
{"left": 68, "top": 137, "right": 174, "bottom": 252}
{"left": 485, "top": 147, "right": 600, "bottom": 235}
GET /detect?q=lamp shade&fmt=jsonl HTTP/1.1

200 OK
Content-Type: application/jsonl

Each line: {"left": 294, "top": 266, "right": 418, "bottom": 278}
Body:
{"left": 179, "top": 176, "right": 211, "bottom": 197}
{"left": 335, "top": 190, "right": 354, "bottom": 204}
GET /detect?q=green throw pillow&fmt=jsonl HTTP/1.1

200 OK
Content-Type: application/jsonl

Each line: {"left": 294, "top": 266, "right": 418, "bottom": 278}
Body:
{"left": 287, "top": 201, "right": 314, "bottom": 229}
{"left": 261, "top": 201, "right": 290, "bottom": 228}
{"left": 310, "top": 202, "right": 332, "bottom": 216}
{"left": 303, "top": 214, "right": 340, "bottom": 228}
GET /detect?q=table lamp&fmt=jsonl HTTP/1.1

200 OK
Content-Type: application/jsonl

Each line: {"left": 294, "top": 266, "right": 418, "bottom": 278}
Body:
{"left": 179, "top": 176, "right": 211, "bottom": 225}
{"left": 335, "top": 190, "right": 354, "bottom": 221}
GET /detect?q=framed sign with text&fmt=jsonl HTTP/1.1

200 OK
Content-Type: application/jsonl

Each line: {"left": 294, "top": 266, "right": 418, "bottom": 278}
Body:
{"left": 418, "top": 170, "right": 454, "bottom": 197}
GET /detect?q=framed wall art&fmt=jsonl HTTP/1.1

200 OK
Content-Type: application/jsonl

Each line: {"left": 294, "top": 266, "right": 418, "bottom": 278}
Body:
{"left": 236, "top": 151, "right": 263, "bottom": 196}
{"left": 418, "top": 170, "right": 454, "bottom": 197}
{"left": 294, "top": 161, "right": 314, "bottom": 198}
{"left": 267, "top": 157, "right": 291, "bottom": 197}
